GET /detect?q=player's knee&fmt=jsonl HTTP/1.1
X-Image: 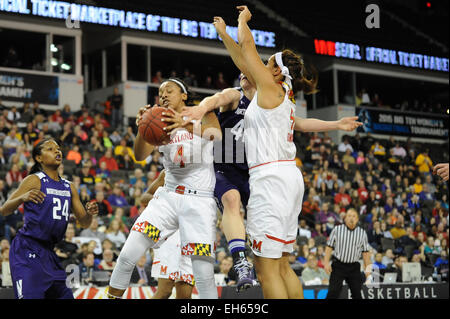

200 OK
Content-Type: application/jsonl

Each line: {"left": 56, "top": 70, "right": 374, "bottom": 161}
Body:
{"left": 221, "top": 191, "right": 241, "bottom": 211}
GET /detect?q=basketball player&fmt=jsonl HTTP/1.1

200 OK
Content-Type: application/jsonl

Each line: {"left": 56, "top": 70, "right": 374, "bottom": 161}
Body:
{"left": 181, "top": 15, "right": 362, "bottom": 295}
{"left": 217, "top": 6, "right": 359, "bottom": 298}
{"left": 107, "top": 78, "right": 221, "bottom": 299}
{"left": 0, "top": 138, "right": 99, "bottom": 299}
{"left": 145, "top": 170, "right": 194, "bottom": 299}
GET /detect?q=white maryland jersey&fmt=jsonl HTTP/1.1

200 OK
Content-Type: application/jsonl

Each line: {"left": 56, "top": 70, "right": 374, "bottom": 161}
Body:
{"left": 158, "top": 128, "right": 215, "bottom": 192}
{"left": 244, "top": 83, "right": 297, "bottom": 169}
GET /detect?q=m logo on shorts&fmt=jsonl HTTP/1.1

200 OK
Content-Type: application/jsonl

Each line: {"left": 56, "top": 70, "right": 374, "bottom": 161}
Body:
{"left": 182, "top": 243, "right": 212, "bottom": 256}
{"left": 132, "top": 221, "right": 161, "bottom": 243}
{"left": 252, "top": 240, "right": 262, "bottom": 253}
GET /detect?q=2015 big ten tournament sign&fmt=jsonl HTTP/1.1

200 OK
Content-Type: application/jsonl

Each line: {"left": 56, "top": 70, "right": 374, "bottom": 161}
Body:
{"left": 0, "top": 0, "right": 276, "bottom": 48}
{"left": 356, "top": 106, "right": 449, "bottom": 139}
{"left": 0, "top": 70, "right": 59, "bottom": 105}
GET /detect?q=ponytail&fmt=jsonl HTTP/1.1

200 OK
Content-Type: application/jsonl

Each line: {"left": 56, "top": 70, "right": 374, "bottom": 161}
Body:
{"left": 280, "top": 49, "right": 319, "bottom": 95}
{"left": 29, "top": 162, "right": 42, "bottom": 175}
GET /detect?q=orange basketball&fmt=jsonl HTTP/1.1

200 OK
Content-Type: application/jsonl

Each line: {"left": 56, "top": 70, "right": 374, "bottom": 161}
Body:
{"left": 138, "top": 106, "right": 173, "bottom": 146}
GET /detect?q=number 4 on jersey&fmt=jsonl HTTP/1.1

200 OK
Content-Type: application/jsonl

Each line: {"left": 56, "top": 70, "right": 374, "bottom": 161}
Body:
{"left": 173, "top": 145, "right": 185, "bottom": 168}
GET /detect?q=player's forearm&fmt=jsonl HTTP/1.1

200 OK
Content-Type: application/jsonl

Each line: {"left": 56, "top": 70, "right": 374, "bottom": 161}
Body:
{"left": 134, "top": 133, "right": 155, "bottom": 161}
{"left": 183, "top": 114, "right": 222, "bottom": 141}
{"left": 295, "top": 117, "right": 339, "bottom": 132}
{"left": 77, "top": 211, "right": 93, "bottom": 228}
{"left": 238, "top": 20, "right": 257, "bottom": 55}
{"left": 218, "top": 29, "right": 254, "bottom": 85}
{"left": 200, "top": 96, "right": 221, "bottom": 113}
{"left": 0, "top": 197, "right": 24, "bottom": 216}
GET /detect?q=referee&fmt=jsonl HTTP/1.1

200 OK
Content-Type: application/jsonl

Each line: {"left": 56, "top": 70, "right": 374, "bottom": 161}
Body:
{"left": 324, "top": 208, "right": 371, "bottom": 299}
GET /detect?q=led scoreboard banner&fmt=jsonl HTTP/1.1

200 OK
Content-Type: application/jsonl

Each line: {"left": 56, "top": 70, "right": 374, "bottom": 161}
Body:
{"left": 314, "top": 39, "right": 449, "bottom": 72}
{"left": 0, "top": 0, "right": 276, "bottom": 48}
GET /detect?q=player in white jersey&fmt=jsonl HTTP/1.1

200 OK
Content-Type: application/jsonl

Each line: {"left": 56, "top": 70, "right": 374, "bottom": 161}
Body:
{"left": 107, "top": 78, "right": 222, "bottom": 299}
{"left": 222, "top": 6, "right": 362, "bottom": 299}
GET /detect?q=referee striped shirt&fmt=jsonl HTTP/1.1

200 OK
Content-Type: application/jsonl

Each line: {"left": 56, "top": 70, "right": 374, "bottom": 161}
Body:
{"left": 326, "top": 225, "right": 370, "bottom": 263}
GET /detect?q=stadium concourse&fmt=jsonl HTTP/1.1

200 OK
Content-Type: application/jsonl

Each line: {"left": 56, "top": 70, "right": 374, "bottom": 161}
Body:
{"left": 0, "top": 0, "right": 449, "bottom": 299}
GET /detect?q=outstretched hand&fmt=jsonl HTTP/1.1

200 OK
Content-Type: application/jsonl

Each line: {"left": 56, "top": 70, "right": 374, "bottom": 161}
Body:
{"left": 236, "top": 5, "right": 252, "bottom": 23}
{"left": 161, "top": 107, "right": 183, "bottom": 135}
{"left": 181, "top": 104, "right": 208, "bottom": 126}
{"left": 213, "top": 16, "right": 227, "bottom": 35}
{"left": 337, "top": 116, "right": 363, "bottom": 131}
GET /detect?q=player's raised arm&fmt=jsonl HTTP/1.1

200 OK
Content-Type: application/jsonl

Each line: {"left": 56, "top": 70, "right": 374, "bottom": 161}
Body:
{"left": 0, "top": 175, "right": 45, "bottom": 217}
{"left": 70, "top": 183, "right": 98, "bottom": 228}
{"left": 181, "top": 88, "right": 241, "bottom": 124}
{"left": 293, "top": 116, "right": 362, "bottom": 132}
{"left": 134, "top": 105, "right": 156, "bottom": 161}
{"left": 213, "top": 16, "right": 256, "bottom": 87}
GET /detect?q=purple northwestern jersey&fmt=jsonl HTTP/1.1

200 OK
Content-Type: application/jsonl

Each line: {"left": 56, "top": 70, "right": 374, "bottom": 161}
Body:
{"left": 214, "top": 88, "right": 251, "bottom": 171}
{"left": 19, "top": 171, "right": 72, "bottom": 246}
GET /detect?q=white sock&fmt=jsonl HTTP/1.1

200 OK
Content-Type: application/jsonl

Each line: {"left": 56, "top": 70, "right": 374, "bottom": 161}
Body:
{"left": 191, "top": 256, "right": 218, "bottom": 299}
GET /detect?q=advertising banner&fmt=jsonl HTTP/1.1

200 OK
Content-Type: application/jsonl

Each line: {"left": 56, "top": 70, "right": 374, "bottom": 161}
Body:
{"left": 0, "top": 70, "right": 59, "bottom": 105}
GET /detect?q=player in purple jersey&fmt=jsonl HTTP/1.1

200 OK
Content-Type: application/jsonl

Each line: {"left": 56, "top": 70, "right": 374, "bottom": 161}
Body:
{"left": 182, "top": 16, "right": 363, "bottom": 295}
{"left": 0, "top": 138, "right": 98, "bottom": 299}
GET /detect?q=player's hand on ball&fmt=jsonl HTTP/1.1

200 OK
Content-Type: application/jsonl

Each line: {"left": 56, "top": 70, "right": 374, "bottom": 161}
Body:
{"left": 85, "top": 201, "right": 99, "bottom": 216}
{"left": 136, "top": 105, "right": 153, "bottom": 126}
{"left": 337, "top": 116, "right": 362, "bottom": 131}
{"left": 21, "top": 189, "right": 46, "bottom": 204}
{"left": 162, "top": 107, "right": 183, "bottom": 134}
{"left": 213, "top": 16, "right": 227, "bottom": 35}
{"left": 181, "top": 104, "right": 208, "bottom": 126}
{"left": 237, "top": 5, "right": 252, "bottom": 23}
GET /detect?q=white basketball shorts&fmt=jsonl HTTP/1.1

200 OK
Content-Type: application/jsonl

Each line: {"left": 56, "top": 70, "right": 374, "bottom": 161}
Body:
{"left": 246, "top": 161, "right": 305, "bottom": 259}
{"left": 151, "top": 230, "right": 194, "bottom": 285}
{"left": 131, "top": 187, "right": 218, "bottom": 260}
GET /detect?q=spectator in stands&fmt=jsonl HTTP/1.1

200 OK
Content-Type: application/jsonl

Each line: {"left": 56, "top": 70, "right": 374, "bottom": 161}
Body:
{"left": 334, "top": 186, "right": 352, "bottom": 212}
{"left": 373, "top": 252, "right": 387, "bottom": 270}
{"left": 415, "top": 149, "right": 433, "bottom": 174}
{"left": 6, "top": 106, "right": 21, "bottom": 123}
{"left": 298, "top": 219, "right": 311, "bottom": 239}
{"left": 152, "top": 71, "right": 163, "bottom": 84}
{"left": 99, "top": 148, "right": 119, "bottom": 172}
{"left": 301, "top": 254, "right": 329, "bottom": 286}
{"left": 91, "top": 190, "right": 112, "bottom": 217}
{"left": 79, "top": 252, "right": 99, "bottom": 285}
{"left": 105, "top": 219, "right": 127, "bottom": 250}
{"left": 214, "top": 72, "right": 228, "bottom": 90}
{"left": 316, "top": 202, "right": 338, "bottom": 225}
{"left": 98, "top": 248, "right": 116, "bottom": 272}
{"left": 338, "top": 138, "right": 353, "bottom": 153}
{"left": 392, "top": 142, "right": 407, "bottom": 159}
{"left": 390, "top": 220, "right": 406, "bottom": 239}
{"left": 107, "top": 185, "right": 129, "bottom": 209}
{"left": 3, "top": 128, "right": 21, "bottom": 156}
{"left": 5, "top": 163, "right": 23, "bottom": 187}
{"left": 80, "top": 163, "right": 95, "bottom": 187}
{"left": 80, "top": 216, "right": 106, "bottom": 242}
{"left": 342, "top": 149, "right": 355, "bottom": 165}
{"left": 218, "top": 256, "right": 237, "bottom": 286}
{"left": 109, "top": 87, "right": 124, "bottom": 129}
{"left": 130, "top": 255, "right": 153, "bottom": 286}
{"left": 382, "top": 249, "right": 395, "bottom": 266}
{"left": 55, "top": 224, "right": 79, "bottom": 268}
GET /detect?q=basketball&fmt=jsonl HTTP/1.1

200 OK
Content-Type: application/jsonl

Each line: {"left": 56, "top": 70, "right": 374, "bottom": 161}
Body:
{"left": 138, "top": 106, "right": 173, "bottom": 145}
